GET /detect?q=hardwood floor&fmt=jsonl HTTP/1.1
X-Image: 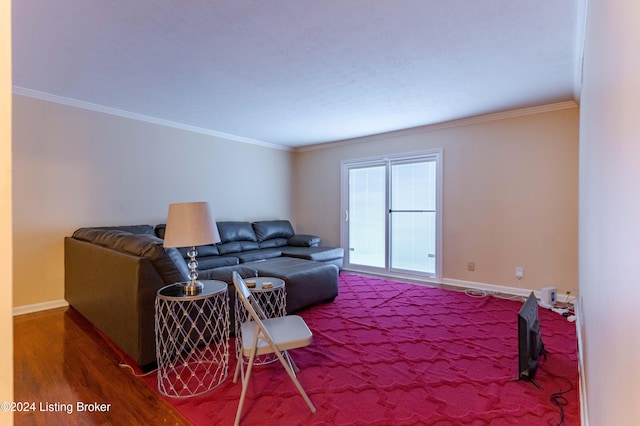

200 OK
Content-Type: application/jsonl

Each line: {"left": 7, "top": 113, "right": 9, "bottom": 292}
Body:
{"left": 13, "top": 307, "right": 190, "bottom": 426}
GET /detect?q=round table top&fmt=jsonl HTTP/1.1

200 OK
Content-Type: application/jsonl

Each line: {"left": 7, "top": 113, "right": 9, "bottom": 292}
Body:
{"left": 157, "top": 280, "right": 227, "bottom": 300}
{"left": 244, "top": 276, "right": 285, "bottom": 292}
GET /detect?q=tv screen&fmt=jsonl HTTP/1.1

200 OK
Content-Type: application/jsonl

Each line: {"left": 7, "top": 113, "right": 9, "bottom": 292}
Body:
{"left": 517, "top": 291, "right": 546, "bottom": 388}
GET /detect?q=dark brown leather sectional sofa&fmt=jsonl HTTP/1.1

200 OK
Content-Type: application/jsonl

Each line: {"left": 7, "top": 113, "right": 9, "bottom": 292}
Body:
{"left": 65, "top": 220, "right": 343, "bottom": 370}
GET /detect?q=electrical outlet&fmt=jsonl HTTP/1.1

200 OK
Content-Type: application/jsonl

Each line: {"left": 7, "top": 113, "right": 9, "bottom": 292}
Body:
{"left": 515, "top": 267, "right": 524, "bottom": 278}
{"left": 467, "top": 262, "right": 475, "bottom": 272}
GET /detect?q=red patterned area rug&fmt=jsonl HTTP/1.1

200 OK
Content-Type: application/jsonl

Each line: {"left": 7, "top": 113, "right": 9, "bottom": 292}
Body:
{"left": 143, "top": 273, "right": 580, "bottom": 425}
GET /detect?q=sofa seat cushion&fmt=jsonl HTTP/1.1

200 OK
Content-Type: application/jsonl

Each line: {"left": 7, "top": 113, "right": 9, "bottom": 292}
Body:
{"left": 216, "top": 240, "right": 260, "bottom": 254}
{"left": 197, "top": 255, "right": 239, "bottom": 270}
{"left": 235, "top": 249, "right": 282, "bottom": 263}
{"left": 281, "top": 246, "right": 344, "bottom": 262}
{"left": 259, "top": 238, "right": 288, "bottom": 249}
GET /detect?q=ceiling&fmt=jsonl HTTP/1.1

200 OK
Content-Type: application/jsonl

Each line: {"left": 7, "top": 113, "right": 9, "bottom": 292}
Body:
{"left": 12, "top": 0, "right": 584, "bottom": 149}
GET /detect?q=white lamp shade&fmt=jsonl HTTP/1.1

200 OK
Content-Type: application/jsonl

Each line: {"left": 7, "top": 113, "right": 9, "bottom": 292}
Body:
{"left": 163, "top": 202, "right": 221, "bottom": 248}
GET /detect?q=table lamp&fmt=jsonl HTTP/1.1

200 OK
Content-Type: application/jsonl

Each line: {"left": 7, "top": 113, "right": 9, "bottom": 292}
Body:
{"left": 163, "top": 201, "right": 221, "bottom": 295}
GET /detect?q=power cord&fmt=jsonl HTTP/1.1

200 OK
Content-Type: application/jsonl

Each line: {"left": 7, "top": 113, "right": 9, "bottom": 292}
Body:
{"left": 118, "top": 360, "right": 157, "bottom": 377}
{"left": 538, "top": 364, "right": 573, "bottom": 425}
{"left": 461, "top": 287, "right": 524, "bottom": 302}
{"left": 91, "top": 322, "right": 158, "bottom": 378}
{"left": 463, "top": 288, "right": 491, "bottom": 298}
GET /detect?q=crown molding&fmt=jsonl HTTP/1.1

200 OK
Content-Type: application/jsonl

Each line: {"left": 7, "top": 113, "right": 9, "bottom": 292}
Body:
{"left": 12, "top": 86, "right": 292, "bottom": 152}
{"left": 14, "top": 86, "right": 577, "bottom": 154}
{"left": 573, "top": 0, "right": 589, "bottom": 103}
{"left": 295, "top": 100, "right": 578, "bottom": 153}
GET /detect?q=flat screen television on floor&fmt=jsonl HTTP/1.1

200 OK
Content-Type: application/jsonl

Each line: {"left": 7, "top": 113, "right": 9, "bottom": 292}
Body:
{"left": 517, "top": 291, "right": 546, "bottom": 388}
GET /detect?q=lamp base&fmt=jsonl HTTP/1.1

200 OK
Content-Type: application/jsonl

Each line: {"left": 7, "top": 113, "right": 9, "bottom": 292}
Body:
{"left": 182, "top": 280, "right": 203, "bottom": 296}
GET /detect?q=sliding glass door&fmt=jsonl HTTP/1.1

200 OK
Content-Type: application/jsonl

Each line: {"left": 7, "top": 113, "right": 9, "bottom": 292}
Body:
{"left": 389, "top": 160, "right": 437, "bottom": 274}
{"left": 347, "top": 164, "right": 387, "bottom": 268}
{"left": 342, "top": 150, "right": 442, "bottom": 279}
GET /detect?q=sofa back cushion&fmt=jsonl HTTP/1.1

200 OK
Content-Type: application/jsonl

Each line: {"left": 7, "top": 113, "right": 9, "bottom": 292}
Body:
{"left": 252, "top": 220, "right": 295, "bottom": 242}
{"left": 72, "top": 228, "right": 189, "bottom": 284}
{"left": 96, "top": 224, "right": 156, "bottom": 235}
{"left": 215, "top": 221, "right": 259, "bottom": 254}
{"left": 154, "top": 223, "right": 221, "bottom": 258}
{"left": 217, "top": 221, "right": 257, "bottom": 242}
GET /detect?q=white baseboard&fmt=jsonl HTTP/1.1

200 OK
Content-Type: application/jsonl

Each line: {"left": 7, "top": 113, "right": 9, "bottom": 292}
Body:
{"left": 442, "top": 278, "right": 576, "bottom": 304}
{"left": 575, "top": 297, "right": 589, "bottom": 426}
{"left": 13, "top": 299, "right": 69, "bottom": 316}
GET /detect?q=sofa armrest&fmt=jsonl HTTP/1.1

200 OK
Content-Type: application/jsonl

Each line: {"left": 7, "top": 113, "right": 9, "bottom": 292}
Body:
{"left": 287, "top": 234, "right": 320, "bottom": 247}
{"left": 65, "top": 237, "right": 165, "bottom": 368}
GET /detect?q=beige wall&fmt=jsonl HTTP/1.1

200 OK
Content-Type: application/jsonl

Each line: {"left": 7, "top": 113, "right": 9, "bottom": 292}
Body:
{"left": 1, "top": 0, "right": 13, "bottom": 420}
{"left": 12, "top": 95, "right": 293, "bottom": 308}
{"left": 12, "top": 95, "right": 579, "bottom": 307}
{"left": 293, "top": 106, "right": 578, "bottom": 294}
{"left": 579, "top": 0, "right": 640, "bottom": 424}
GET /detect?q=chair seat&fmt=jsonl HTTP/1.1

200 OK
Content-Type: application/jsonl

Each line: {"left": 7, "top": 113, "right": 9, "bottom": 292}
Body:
{"left": 241, "top": 315, "right": 312, "bottom": 357}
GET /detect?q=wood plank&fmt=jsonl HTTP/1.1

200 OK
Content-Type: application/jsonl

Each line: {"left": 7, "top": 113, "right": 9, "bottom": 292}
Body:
{"left": 13, "top": 307, "right": 189, "bottom": 425}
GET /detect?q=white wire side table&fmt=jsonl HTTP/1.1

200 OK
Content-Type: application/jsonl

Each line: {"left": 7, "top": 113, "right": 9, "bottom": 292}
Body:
{"left": 235, "top": 277, "right": 286, "bottom": 365}
{"left": 155, "top": 280, "right": 229, "bottom": 398}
